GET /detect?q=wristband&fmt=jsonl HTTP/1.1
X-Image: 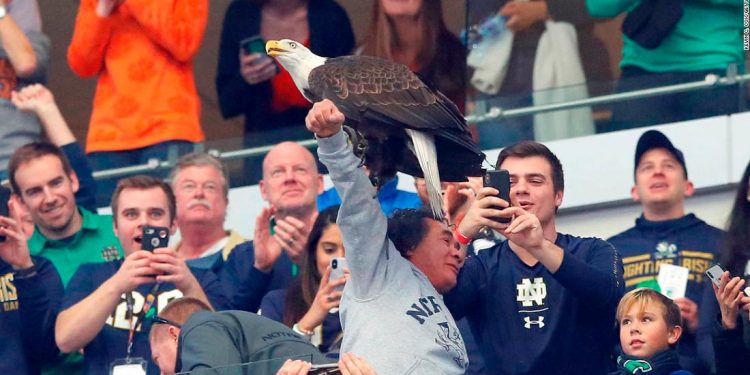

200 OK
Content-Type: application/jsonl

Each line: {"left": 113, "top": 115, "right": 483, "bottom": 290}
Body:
{"left": 453, "top": 228, "right": 472, "bottom": 246}
{"left": 292, "top": 323, "right": 314, "bottom": 340}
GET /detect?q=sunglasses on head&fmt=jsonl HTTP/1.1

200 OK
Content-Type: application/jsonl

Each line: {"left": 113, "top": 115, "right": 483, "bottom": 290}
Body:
{"left": 151, "top": 316, "right": 182, "bottom": 328}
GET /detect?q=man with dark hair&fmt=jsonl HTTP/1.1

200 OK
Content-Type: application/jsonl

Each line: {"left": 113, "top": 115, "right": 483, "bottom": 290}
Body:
{"left": 305, "top": 100, "right": 468, "bottom": 374}
{"left": 150, "top": 297, "right": 328, "bottom": 374}
{"left": 55, "top": 175, "right": 229, "bottom": 375}
{"left": 8, "top": 141, "right": 121, "bottom": 286}
{"left": 608, "top": 130, "right": 721, "bottom": 374}
{"left": 445, "top": 140, "right": 625, "bottom": 374}
{"left": 169, "top": 152, "right": 245, "bottom": 270}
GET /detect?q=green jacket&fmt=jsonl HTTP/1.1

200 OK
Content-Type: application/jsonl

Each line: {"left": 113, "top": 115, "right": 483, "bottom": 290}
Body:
{"left": 177, "top": 311, "right": 330, "bottom": 374}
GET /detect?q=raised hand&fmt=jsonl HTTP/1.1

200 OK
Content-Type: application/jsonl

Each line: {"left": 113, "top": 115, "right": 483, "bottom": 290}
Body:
{"left": 254, "top": 206, "right": 283, "bottom": 272}
{"left": 110, "top": 251, "right": 157, "bottom": 294}
{"left": 272, "top": 214, "right": 315, "bottom": 263}
{"left": 296, "top": 266, "right": 347, "bottom": 332}
{"left": 305, "top": 99, "right": 345, "bottom": 138}
{"left": 500, "top": 1, "right": 548, "bottom": 33}
{"left": 150, "top": 248, "right": 201, "bottom": 294}
{"left": 239, "top": 52, "right": 277, "bottom": 85}
{"left": 713, "top": 271, "right": 747, "bottom": 329}
{"left": 0, "top": 198, "right": 33, "bottom": 270}
{"left": 11, "top": 83, "right": 56, "bottom": 114}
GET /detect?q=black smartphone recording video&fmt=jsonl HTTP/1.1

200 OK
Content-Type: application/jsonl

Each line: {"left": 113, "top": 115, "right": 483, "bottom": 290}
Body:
{"left": 142, "top": 225, "right": 170, "bottom": 251}
{"left": 483, "top": 169, "right": 511, "bottom": 224}
{"left": 0, "top": 186, "right": 10, "bottom": 242}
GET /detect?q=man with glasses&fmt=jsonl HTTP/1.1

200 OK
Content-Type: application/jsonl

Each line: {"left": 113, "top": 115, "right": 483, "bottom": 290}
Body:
{"left": 149, "top": 297, "right": 328, "bottom": 374}
{"left": 169, "top": 152, "right": 246, "bottom": 270}
{"left": 55, "top": 175, "right": 229, "bottom": 375}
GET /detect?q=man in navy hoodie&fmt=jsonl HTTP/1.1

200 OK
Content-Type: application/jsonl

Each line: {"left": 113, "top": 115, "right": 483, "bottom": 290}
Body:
{"left": 0, "top": 194, "right": 63, "bottom": 374}
{"left": 445, "top": 140, "right": 625, "bottom": 374}
{"left": 608, "top": 130, "right": 721, "bottom": 374}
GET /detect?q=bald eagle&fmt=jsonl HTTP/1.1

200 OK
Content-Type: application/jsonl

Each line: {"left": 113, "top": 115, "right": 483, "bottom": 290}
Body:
{"left": 266, "top": 39, "right": 485, "bottom": 219}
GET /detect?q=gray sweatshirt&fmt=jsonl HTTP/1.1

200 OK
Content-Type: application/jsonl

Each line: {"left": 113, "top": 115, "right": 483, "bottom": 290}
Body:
{"left": 317, "top": 130, "right": 468, "bottom": 374}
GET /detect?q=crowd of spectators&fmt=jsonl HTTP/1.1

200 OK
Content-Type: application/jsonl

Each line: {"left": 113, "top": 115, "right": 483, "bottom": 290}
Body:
{"left": 0, "top": 0, "right": 749, "bottom": 374}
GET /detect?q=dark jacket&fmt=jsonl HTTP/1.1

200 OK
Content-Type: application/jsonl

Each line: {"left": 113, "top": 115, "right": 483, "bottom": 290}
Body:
{"left": 177, "top": 310, "right": 329, "bottom": 374}
{"left": 445, "top": 233, "right": 625, "bottom": 374}
{"left": 216, "top": 0, "right": 355, "bottom": 133}
{"left": 0, "top": 257, "right": 62, "bottom": 375}
{"left": 608, "top": 213, "right": 723, "bottom": 374}
{"left": 712, "top": 313, "right": 750, "bottom": 375}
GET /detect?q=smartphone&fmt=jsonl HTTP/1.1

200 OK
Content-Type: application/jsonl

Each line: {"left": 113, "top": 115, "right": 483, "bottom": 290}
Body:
{"left": 483, "top": 169, "right": 511, "bottom": 224}
{"left": 0, "top": 186, "right": 10, "bottom": 242}
{"left": 705, "top": 264, "right": 725, "bottom": 288}
{"left": 329, "top": 257, "right": 348, "bottom": 292}
{"left": 240, "top": 35, "right": 267, "bottom": 55}
{"left": 142, "top": 225, "right": 170, "bottom": 251}
{"left": 309, "top": 363, "right": 341, "bottom": 375}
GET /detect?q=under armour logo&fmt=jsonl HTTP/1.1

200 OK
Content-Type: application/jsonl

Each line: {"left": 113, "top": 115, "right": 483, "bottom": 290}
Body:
{"left": 516, "top": 278, "right": 547, "bottom": 307}
{"left": 523, "top": 316, "right": 545, "bottom": 329}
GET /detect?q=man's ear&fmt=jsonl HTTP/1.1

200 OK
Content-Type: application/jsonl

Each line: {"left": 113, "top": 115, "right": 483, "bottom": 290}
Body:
{"left": 316, "top": 174, "right": 324, "bottom": 195}
{"left": 259, "top": 179, "right": 269, "bottom": 202}
{"left": 69, "top": 171, "right": 80, "bottom": 194}
{"left": 667, "top": 324, "right": 682, "bottom": 345}
{"left": 683, "top": 180, "right": 695, "bottom": 198}
{"left": 630, "top": 185, "right": 640, "bottom": 202}
{"left": 554, "top": 190, "right": 563, "bottom": 209}
{"left": 169, "top": 326, "right": 181, "bottom": 342}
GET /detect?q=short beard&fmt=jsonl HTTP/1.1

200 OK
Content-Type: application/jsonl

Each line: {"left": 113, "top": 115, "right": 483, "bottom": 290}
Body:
{"left": 37, "top": 209, "right": 76, "bottom": 237}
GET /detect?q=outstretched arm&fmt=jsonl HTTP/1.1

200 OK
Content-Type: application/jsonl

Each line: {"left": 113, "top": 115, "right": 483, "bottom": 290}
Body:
{"left": 306, "top": 100, "right": 392, "bottom": 298}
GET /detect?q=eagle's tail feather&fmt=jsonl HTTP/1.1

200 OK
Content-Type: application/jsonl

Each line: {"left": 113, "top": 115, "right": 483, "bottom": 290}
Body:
{"left": 405, "top": 129, "right": 443, "bottom": 220}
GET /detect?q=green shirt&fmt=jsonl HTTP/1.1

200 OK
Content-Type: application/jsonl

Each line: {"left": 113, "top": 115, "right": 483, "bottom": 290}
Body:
{"left": 587, "top": 0, "right": 743, "bottom": 72}
{"left": 28, "top": 207, "right": 123, "bottom": 287}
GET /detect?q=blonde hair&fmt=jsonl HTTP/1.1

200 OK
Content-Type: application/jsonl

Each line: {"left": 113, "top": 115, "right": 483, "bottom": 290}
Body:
{"left": 616, "top": 288, "right": 682, "bottom": 328}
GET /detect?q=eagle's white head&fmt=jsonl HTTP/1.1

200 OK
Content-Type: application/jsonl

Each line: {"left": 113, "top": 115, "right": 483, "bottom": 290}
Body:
{"left": 266, "top": 39, "right": 327, "bottom": 100}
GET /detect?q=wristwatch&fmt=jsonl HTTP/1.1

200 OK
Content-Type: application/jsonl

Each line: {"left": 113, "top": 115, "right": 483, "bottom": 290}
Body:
{"left": 0, "top": 6, "right": 7, "bottom": 20}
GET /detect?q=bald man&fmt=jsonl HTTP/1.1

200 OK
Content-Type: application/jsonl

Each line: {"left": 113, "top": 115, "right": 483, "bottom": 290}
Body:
{"left": 221, "top": 142, "right": 324, "bottom": 313}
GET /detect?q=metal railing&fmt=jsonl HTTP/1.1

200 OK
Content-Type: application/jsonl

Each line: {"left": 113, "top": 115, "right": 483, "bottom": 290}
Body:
{"left": 91, "top": 69, "right": 749, "bottom": 181}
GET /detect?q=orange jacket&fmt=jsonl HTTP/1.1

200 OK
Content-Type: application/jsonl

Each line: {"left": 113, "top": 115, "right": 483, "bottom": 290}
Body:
{"left": 68, "top": 0, "right": 207, "bottom": 153}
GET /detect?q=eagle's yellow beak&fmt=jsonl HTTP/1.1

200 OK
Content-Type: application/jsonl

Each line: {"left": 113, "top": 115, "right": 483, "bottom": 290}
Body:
{"left": 266, "top": 40, "right": 285, "bottom": 57}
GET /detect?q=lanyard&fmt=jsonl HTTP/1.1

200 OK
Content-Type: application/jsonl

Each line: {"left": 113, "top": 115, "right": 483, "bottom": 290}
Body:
{"left": 125, "top": 283, "right": 162, "bottom": 359}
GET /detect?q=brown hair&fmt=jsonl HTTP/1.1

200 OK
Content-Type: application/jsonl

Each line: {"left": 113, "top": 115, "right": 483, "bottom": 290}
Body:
{"left": 8, "top": 142, "right": 74, "bottom": 195}
{"left": 360, "top": 0, "right": 466, "bottom": 107}
{"left": 497, "top": 141, "right": 565, "bottom": 194}
{"left": 283, "top": 205, "right": 340, "bottom": 327}
{"left": 111, "top": 175, "right": 177, "bottom": 225}
{"left": 169, "top": 152, "right": 229, "bottom": 199}
{"left": 616, "top": 288, "right": 682, "bottom": 329}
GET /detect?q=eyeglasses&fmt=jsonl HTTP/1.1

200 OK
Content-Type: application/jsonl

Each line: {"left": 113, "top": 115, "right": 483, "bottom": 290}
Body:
{"left": 151, "top": 316, "right": 182, "bottom": 328}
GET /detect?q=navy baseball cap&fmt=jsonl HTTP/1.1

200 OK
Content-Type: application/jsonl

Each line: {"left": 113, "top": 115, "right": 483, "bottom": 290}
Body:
{"left": 634, "top": 130, "right": 687, "bottom": 177}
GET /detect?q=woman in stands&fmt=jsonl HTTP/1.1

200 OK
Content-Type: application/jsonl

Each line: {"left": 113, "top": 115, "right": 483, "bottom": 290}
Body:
{"left": 260, "top": 206, "right": 346, "bottom": 355}
{"left": 708, "top": 159, "right": 750, "bottom": 375}
{"left": 359, "top": 0, "right": 466, "bottom": 110}
{"left": 216, "top": 0, "right": 354, "bottom": 184}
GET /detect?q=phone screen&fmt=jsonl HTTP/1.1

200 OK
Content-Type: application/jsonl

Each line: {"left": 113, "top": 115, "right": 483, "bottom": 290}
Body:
{"left": 240, "top": 35, "right": 266, "bottom": 55}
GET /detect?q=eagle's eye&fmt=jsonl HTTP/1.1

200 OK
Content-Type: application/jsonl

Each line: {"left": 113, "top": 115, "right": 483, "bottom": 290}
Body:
{"left": 289, "top": 42, "right": 297, "bottom": 49}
